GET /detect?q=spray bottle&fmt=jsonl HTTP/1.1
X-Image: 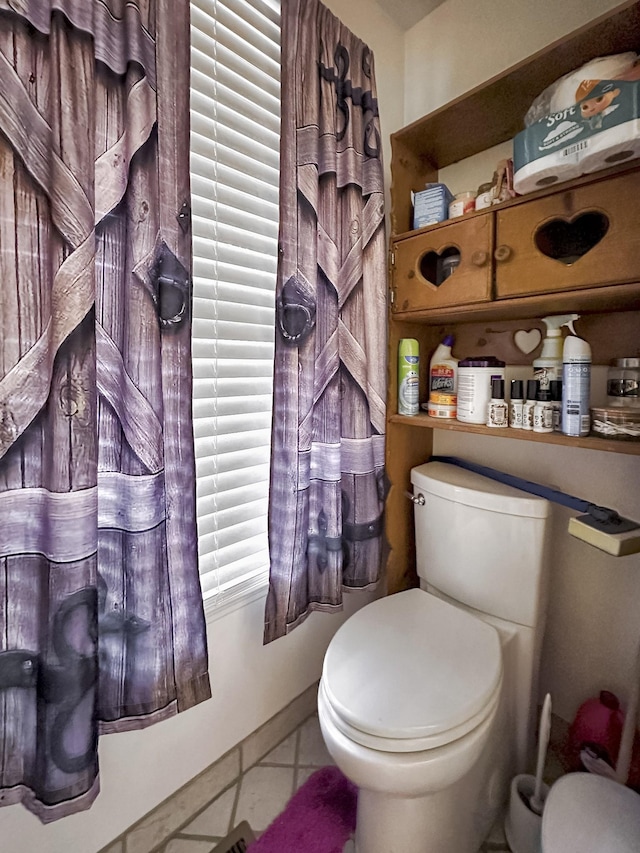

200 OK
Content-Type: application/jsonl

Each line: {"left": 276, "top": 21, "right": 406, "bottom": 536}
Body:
{"left": 562, "top": 320, "right": 591, "bottom": 437}
{"left": 398, "top": 338, "right": 420, "bottom": 416}
{"left": 533, "top": 314, "right": 579, "bottom": 391}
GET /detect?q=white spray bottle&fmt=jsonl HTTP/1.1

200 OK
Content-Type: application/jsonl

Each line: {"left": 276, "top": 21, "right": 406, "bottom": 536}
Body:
{"left": 533, "top": 314, "right": 579, "bottom": 391}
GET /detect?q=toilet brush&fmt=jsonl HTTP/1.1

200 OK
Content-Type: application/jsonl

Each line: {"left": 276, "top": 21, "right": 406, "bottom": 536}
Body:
{"left": 529, "top": 693, "right": 552, "bottom": 815}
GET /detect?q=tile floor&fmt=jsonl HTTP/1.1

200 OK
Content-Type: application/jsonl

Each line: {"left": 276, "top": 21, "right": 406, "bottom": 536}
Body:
{"left": 157, "top": 711, "right": 537, "bottom": 853}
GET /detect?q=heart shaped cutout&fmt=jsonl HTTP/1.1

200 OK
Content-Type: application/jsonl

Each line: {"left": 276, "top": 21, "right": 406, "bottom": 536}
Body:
{"left": 418, "top": 247, "right": 461, "bottom": 286}
{"left": 514, "top": 328, "right": 542, "bottom": 354}
{"left": 535, "top": 211, "right": 609, "bottom": 264}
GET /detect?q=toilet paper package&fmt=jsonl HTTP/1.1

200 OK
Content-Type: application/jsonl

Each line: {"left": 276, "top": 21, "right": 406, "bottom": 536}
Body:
{"left": 514, "top": 79, "right": 640, "bottom": 194}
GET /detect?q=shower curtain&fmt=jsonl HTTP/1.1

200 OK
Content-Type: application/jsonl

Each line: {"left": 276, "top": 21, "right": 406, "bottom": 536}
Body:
{"left": 265, "top": 0, "right": 387, "bottom": 643}
{"left": 0, "top": 0, "right": 210, "bottom": 822}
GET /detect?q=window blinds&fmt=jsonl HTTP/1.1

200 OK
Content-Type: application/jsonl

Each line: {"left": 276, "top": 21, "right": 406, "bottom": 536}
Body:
{"left": 189, "top": 0, "right": 280, "bottom": 609}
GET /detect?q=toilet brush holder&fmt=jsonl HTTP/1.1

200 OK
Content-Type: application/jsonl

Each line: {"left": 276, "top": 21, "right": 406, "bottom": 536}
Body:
{"left": 504, "top": 774, "right": 550, "bottom": 853}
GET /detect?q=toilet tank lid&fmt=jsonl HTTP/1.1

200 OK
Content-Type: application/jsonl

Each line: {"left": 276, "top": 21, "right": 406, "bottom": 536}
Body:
{"left": 542, "top": 774, "right": 640, "bottom": 852}
{"left": 411, "top": 462, "right": 549, "bottom": 518}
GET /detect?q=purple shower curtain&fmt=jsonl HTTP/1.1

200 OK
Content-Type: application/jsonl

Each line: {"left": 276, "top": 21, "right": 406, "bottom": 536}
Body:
{"left": 0, "top": 0, "right": 210, "bottom": 822}
{"left": 265, "top": 0, "right": 387, "bottom": 643}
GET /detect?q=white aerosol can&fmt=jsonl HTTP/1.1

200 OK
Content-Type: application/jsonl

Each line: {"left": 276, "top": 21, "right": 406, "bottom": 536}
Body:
{"left": 562, "top": 333, "right": 591, "bottom": 437}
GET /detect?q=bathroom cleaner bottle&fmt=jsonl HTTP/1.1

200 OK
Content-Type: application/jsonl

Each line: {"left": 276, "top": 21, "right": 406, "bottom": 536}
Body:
{"left": 427, "top": 334, "right": 458, "bottom": 419}
{"left": 562, "top": 331, "right": 591, "bottom": 437}
{"left": 398, "top": 338, "right": 420, "bottom": 416}
{"left": 533, "top": 314, "right": 579, "bottom": 391}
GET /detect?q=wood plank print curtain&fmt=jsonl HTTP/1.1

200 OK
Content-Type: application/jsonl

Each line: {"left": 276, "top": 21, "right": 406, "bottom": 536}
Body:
{"left": 0, "top": 0, "right": 210, "bottom": 822}
{"left": 265, "top": 0, "right": 387, "bottom": 642}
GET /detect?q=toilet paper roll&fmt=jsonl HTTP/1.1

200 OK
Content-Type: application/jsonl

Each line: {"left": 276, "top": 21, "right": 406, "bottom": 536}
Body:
{"left": 579, "top": 119, "right": 640, "bottom": 174}
{"left": 513, "top": 148, "right": 582, "bottom": 195}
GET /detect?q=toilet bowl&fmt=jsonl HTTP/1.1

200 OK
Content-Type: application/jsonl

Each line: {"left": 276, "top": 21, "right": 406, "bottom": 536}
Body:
{"left": 318, "top": 589, "right": 508, "bottom": 853}
{"left": 318, "top": 461, "right": 551, "bottom": 853}
{"left": 542, "top": 773, "right": 640, "bottom": 852}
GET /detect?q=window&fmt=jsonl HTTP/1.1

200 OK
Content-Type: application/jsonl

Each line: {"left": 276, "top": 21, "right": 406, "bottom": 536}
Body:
{"left": 189, "top": 0, "right": 281, "bottom": 616}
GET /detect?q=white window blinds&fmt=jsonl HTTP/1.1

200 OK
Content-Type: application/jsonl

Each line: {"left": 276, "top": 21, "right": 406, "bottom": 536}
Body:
{"left": 189, "top": 0, "right": 280, "bottom": 611}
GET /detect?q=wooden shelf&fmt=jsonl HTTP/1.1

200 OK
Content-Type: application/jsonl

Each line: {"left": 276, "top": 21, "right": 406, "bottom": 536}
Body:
{"left": 389, "top": 414, "right": 640, "bottom": 456}
{"left": 391, "top": 1, "right": 640, "bottom": 173}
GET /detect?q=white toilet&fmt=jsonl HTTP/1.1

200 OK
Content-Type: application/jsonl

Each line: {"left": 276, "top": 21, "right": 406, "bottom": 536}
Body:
{"left": 542, "top": 773, "right": 640, "bottom": 851}
{"left": 318, "top": 460, "right": 551, "bottom": 853}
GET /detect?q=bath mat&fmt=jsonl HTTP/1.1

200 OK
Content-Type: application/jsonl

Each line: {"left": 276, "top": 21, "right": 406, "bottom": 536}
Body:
{"left": 247, "top": 766, "right": 357, "bottom": 853}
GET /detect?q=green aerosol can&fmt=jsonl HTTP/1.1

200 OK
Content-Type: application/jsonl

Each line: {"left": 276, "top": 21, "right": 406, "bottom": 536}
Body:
{"left": 398, "top": 338, "right": 420, "bottom": 416}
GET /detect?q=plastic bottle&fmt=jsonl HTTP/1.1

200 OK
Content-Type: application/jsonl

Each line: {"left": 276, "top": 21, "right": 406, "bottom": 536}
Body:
{"left": 567, "top": 691, "right": 624, "bottom": 771}
{"left": 550, "top": 379, "right": 562, "bottom": 432}
{"left": 486, "top": 379, "right": 508, "bottom": 428}
{"left": 562, "top": 330, "right": 592, "bottom": 437}
{"left": 522, "top": 379, "right": 538, "bottom": 431}
{"left": 398, "top": 339, "right": 420, "bottom": 416}
{"left": 509, "top": 379, "right": 524, "bottom": 428}
{"left": 533, "top": 389, "right": 553, "bottom": 433}
{"left": 427, "top": 335, "right": 458, "bottom": 419}
{"left": 533, "top": 314, "right": 579, "bottom": 391}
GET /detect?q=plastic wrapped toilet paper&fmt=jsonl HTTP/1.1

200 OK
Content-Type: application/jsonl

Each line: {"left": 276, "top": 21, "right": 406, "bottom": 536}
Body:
{"left": 514, "top": 79, "right": 640, "bottom": 193}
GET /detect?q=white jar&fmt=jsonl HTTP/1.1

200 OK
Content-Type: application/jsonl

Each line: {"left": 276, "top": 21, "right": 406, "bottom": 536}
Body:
{"left": 456, "top": 357, "right": 506, "bottom": 424}
{"left": 448, "top": 191, "right": 476, "bottom": 218}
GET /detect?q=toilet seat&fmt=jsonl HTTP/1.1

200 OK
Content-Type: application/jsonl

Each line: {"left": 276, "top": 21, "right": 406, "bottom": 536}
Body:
{"left": 542, "top": 773, "right": 640, "bottom": 852}
{"left": 321, "top": 589, "right": 502, "bottom": 753}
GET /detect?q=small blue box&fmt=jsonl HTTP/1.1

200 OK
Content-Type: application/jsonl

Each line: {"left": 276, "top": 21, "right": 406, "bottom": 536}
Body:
{"left": 413, "top": 183, "right": 454, "bottom": 229}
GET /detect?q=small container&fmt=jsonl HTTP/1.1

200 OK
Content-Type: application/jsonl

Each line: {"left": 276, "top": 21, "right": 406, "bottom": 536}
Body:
{"left": 522, "top": 379, "right": 538, "bottom": 431}
{"left": 487, "top": 378, "right": 508, "bottom": 427}
{"left": 437, "top": 253, "right": 461, "bottom": 283}
{"left": 533, "top": 389, "right": 553, "bottom": 433}
{"left": 550, "top": 379, "right": 562, "bottom": 432}
{"left": 448, "top": 191, "right": 476, "bottom": 218}
{"left": 590, "top": 406, "right": 640, "bottom": 441}
{"left": 567, "top": 691, "right": 624, "bottom": 771}
{"left": 606, "top": 357, "right": 640, "bottom": 408}
{"left": 457, "top": 357, "right": 506, "bottom": 424}
{"left": 475, "top": 182, "right": 493, "bottom": 210}
{"left": 509, "top": 379, "right": 524, "bottom": 428}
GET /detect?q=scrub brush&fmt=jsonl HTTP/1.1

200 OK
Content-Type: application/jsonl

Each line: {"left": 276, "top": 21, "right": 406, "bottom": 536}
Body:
{"left": 530, "top": 693, "right": 552, "bottom": 815}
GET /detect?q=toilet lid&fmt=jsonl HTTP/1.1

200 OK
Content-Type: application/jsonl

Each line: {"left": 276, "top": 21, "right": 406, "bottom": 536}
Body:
{"left": 322, "top": 589, "right": 501, "bottom": 749}
{"left": 542, "top": 773, "right": 640, "bottom": 853}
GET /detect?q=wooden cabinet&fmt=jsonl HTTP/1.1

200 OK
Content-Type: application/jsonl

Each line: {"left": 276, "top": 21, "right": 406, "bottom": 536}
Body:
{"left": 495, "top": 170, "right": 640, "bottom": 299}
{"left": 392, "top": 212, "right": 493, "bottom": 312}
{"left": 391, "top": 168, "right": 640, "bottom": 316}
{"left": 385, "top": 2, "right": 640, "bottom": 595}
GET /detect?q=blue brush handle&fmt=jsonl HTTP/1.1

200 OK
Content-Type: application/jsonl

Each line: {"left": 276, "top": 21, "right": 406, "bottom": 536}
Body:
{"left": 429, "top": 455, "right": 621, "bottom": 524}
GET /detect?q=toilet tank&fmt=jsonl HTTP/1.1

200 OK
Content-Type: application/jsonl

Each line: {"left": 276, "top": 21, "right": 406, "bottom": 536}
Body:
{"left": 411, "top": 461, "right": 550, "bottom": 628}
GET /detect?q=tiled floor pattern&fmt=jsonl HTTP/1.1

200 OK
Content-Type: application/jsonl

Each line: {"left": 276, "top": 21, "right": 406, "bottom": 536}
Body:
{"left": 162, "top": 714, "right": 335, "bottom": 852}
{"left": 156, "top": 711, "right": 544, "bottom": 853}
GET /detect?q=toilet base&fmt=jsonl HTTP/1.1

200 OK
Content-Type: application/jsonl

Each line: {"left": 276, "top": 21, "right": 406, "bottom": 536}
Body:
{"left": 354, "top": 755, "right": 505, "bottom": 853}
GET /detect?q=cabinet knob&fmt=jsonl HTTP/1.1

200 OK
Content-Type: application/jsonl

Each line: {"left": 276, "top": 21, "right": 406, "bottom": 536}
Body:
{"left": 471, "top": 250, "right": 488, "bottom": 267}
{"left": 494, "top": 244, "right": 512, "bottom": 262}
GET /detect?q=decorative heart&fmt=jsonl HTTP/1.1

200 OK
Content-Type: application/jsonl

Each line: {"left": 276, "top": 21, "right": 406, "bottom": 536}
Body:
{"left": 418, "top": 247, "right": 461, "bottom": 286}
{"left": 514, "top": 328, "right": 542, "bottom": 354}
{"left": 534, "top": 211, "right": 609, "bottom": 264}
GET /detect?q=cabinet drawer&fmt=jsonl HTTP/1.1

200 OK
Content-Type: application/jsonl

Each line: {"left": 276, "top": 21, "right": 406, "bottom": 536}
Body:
{"left": 495, "top": 171, "right": 640, "bottom": 299}
{"left": 392, "top": 213, "right": 494, "bottom": 312}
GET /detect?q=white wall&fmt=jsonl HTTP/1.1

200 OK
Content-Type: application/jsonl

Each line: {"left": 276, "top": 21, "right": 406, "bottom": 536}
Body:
{"left": 405, "top": 0, "right": 640, "bottom": 722}
{"left": 403, "top": 0, "right": 624, "bottom": 124}
{"left": 0, "top": 3, "right": 404, "bottom": 851}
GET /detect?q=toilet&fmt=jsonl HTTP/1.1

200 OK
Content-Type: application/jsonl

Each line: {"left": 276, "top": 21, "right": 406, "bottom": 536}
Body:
{"left": 542, "top": 773, "right": 640, "bottom": 851}
{"left": 318, "top": 460, "right": 551, "bottom": 853}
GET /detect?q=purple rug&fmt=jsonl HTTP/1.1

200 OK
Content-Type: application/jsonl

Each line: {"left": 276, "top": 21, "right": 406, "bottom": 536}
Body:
{"left": 247, "top": 766, "right": 357, "bottom": 853}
